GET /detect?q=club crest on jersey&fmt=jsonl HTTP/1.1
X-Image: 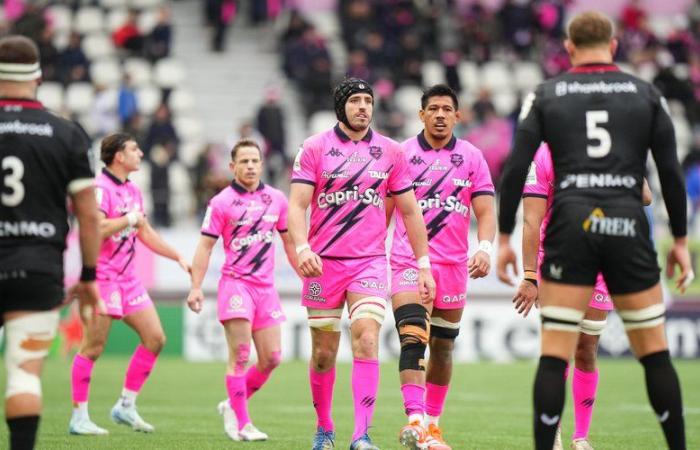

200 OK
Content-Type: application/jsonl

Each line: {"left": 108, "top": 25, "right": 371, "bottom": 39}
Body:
{"left": 326, "top": 147, "right": 344, "bottom": 157}
{"left": 261, "top": 193, "right": 272, "bottom": 205}
{"left": 450, "top": 154, "right": 464, "bottom": 167}
{"left": 369, "top": 170, "right": 388, "bottom": 179}
{"left": 409, "top": 155, "right": 426, "bottom": 165}
{"left": 369, "top": 146, "right": 383, "bottom": 160}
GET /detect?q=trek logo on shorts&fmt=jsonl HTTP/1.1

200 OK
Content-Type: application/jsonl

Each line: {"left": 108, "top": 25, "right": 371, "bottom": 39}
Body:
{"left": 228, "top": 295, "right": 246, "bottom": 313}
{"left": 582, "top": 208, "right": 636, "bottom": 237}
{"left": 442, "top": 293, "right": 466, "bottom": 304}
{"left": 304, "top": 281, "right": 325, "bottom": 303}
{"left": 401, "top": 268, "right": 419, "bottom": 286}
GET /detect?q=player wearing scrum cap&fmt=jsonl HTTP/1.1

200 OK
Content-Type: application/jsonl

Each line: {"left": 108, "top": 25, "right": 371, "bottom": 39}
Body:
{"left": 0, "top": 35, "right": 101, "bottom": 450}
{"left": 288, "top": 78, "right": 436, "bottom": 450}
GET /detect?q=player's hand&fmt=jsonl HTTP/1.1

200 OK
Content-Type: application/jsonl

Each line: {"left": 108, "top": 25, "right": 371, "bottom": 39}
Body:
{"left": 177, "top": 257, "right": 192, "bottom": 274}
{"left": 666, "top": 238, "right": 695, "bottom": 293}
{"left": 418, "top": 268, "right": 436, "bottom": 304}
{"left": 513, "top": 279, "right": 538, "bottom": 317}
{"left": 298, "top": 248, "right": 323, "bottom": 278}
{"left": 129, "top": 211, "right": 146, "bottom": 228}
{"left": 468, "top": 250, "right": 490, "bottom": 279}
{"left": 187, "top": 288, "right": 205, "bottom": 313}
{"left": 496, "top": 241, "right": 518, "bottom": 286}
{"left": 66, "top": 281, "right": 106, "bottom": 324}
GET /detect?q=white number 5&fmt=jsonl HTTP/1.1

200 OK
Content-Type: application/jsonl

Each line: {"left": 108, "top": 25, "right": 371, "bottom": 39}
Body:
{"left": 2, "top": 156, "right": 25, "bottom": 207}
{"left": 586, "top": 110, "right": 611, "bottom": 158}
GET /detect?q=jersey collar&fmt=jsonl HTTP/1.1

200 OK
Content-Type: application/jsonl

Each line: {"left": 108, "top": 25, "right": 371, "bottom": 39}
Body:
{"left": 0, "top": 97, "right": 44, "bottom": 109}
{"left": 333, "top": 123, "right": 373, "bottom": 143}
{"left": 102, "top": 168, "right": 128, "bottom": 185}
{"left": 231, "top": 179, "right": 265, "bottom": 194}
{"left": 568, "top": 62, "right": 620, "bottom": 74}
{"left": 417, "top": 131, "right": 457, "bottom": 151}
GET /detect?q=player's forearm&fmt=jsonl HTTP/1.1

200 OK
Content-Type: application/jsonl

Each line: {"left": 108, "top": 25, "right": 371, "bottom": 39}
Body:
{"left": 522, "top": 220, "right": 540, "bottom": 273}
{"left": 385, "top": 197, "right": 395, "bottom": 227}
{"left": 498, "top": 129, "right": 541, "bottom": 234}
{"left": 656, "top": 161, "right": 687, "bottom": 237}
{"left": 99, "top": 216, "right": 130, "bottom": 240}
{"left": 190, "top": 244, "right": 212, "bottom": 289}
{"left": 402, "top": 208, "right": 430, "bottom": 259}
{"left": 474, "top": 200, "right": 496, "bottom": 243}
{"left": 73, "top": 187, "right": 100, "bottom": 268}
{"left": 282, "top": 238, "right": 298, "bottom": 272}
{"left": 287, "top": 204, "right": 309, "bottom": 247}
{"left": 139, "top": 224, "right": 181, "bottom": 261}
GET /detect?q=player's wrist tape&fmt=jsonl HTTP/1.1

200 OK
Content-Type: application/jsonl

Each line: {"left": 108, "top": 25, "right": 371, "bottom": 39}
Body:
{"left": 478, "top": 240, "right": 493, "bottom": 257}
{"left": 524, "top": 277, "right": 538, "bottom": 287}
{"left": 295, "top": 243, "right": 311, "bottom": 255}
{"left": 80, "top": 266, "right": 96, "bottom": 282}
{"left": 417, "top": 255, "right": 431, "bottom": 269}
{"left": 524, "top": 269, "right": 538, "bottom": 278}
{"left": 126, "top": 211, "right": 139, "bottom": 227}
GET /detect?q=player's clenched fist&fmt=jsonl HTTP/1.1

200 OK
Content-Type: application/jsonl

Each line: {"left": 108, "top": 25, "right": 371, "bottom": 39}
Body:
{"left": 418, "top": 268, "right": 436, "bottom": 304}
{"left": 297, "top": 247, "right": 323, "bottom": 278}
{"left": 187, "top": 287, "right": 204, "bottom": 313}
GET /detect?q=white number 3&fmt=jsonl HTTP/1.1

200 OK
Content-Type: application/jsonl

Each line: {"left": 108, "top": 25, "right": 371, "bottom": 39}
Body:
{"left": 2, "top": 156, "right": 25, "bottom": 207}
{"left": 586, "top": 110, "right": 611, "bottom": 158}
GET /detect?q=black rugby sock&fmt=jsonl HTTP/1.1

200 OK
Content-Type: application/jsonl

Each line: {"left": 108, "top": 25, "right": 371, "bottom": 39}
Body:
{"left": 7, "top": 415, "right": 39, "bottom": 450}
{"left": 640, "top": 350, "right": 686, "bottom": 450}
{"left": 533, "top": 356, "right": 567, "bottom": 450}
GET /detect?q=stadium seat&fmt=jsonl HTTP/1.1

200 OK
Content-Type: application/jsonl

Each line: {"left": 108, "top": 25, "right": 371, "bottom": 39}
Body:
{"left": 458, "top": 61, "right": 480, "bottom": 91}
{"left": 422, "top": 61, "right": 446, "bottom": 87}
{"left": 308, "top": 110, "right": 336, "bottom": 135}
{"left": 52, "top": 32, "right": 70, "bottom": 51}
{"left": 138, "top": 8, "right": 159, "bottom": 34}
{"left": 101, "top": 0, "right": 130, "bottom": 8}
{"left": 169, "top": 89, "right": 196, "bottom": 116}
{"left": 648, "top": 16, "right": 675, "bottom": 39}
{"left": 154, "top": 58, "right": 186, "bottom": 88}
{"left": 493, "top": 91, "right": 517, "bottom": 116}
{"left": 82, "top": 32, "right": 116, "bottom": 60}
{"left": 394, "top": 85, "right": 424, "bottom": 116}
{"left": 90, "top": 59, "right": 122, "bottom": 88}
{"left": 636, "top": 62, "right": 657, "bottom": 83}
{"left": 480, "top": 61, "right": 512, "bottom": 91}
{"left": 130, "top": 0, "right": 165, "bottom": 9}
{"left": 513, "top": 62, "right": 543, "bottom": 92}
{"left": 46, "top": 4, "right": 73, "bottom": 34}
{"left": 169, "top": 162, "right": 194, "bottom": 217}
{"left": 179, "top": 140, "right": 205, "bottom": 167}
{"left": 65, "top": 82, "right": 95, "bottom": 115}
{"left": 123, "top": 58, "right": 153, "bottom": 87}
{"left": 74, "top": 7, "right": 105, "bottom": 35}
{"left": 106, "top": 8, "right": 129, "bottom": 32}
{"left": 37, "top": 82, "right": 64, "bottom": 112}
{"left": 673, "top": 63, "right": 689, "bottom": 80}
{"left": 174, "top": 117, "right": 204, "bottom": 141}
{"left": 136, "top": 85, "right": 162, "bottom": 116}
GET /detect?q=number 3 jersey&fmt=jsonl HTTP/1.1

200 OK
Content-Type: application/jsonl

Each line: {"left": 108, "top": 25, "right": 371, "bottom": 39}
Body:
{"left": 201, "top": 180, "right": 288, "bottom": 285}
{"left": 0, "top": 99, "right": 94, "bottom": 276}
{"left": 391, "top": 133, "right": 495, "bottom": 266}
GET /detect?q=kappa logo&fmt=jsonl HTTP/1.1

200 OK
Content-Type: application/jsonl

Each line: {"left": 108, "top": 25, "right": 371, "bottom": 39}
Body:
{"left": 540, "top": 414, "right": 560, "bottom": 426}
{"left": 409, "top": 155, "right": 426, "bottom": 165}
{"left": 228, "top": 295, "right": 245, "bottom": 312}
{"left": 326, "top": 148, "right": 344, "bottom": 157}
{"left": 309, "top": 282, "right": 322, "bottom": 297}
{"left": 450, "top": 154, "right": 464, "bottom": 167}
{"left": 549, "top": 264, "right": 563, "bottom": 280}
{"left": 231, "top": 198, "right": 244, "bottom": 207}
{"left": 369, "top": 146, "right": 383, "bottom": 160}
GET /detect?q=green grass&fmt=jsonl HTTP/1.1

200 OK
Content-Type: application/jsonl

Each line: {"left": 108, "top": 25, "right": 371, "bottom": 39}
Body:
{"left": 0, "top": 358, "right": 698, "bottom": 449}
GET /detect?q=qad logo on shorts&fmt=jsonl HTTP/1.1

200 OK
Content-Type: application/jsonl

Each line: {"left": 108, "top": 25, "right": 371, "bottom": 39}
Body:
{"left": 270, "top": 309, "right": 283, "bottom": 320}
{"left": 582, "top": 207, "right": 636, "bottom": 237}
{"left": 442, "top": 293, "right": 466, "bottom": 304}
{"left": 109, "top": 291, "right": 122, "bottom": 309}
{"left": 304, "top": 281, "right": 325, "bottom": 302}
{"left": 228, "top": 295, "right": 246, "bottom": 313}
{"left": 127, "top": 293, "right": 149, "bottom": 306}
{"left": 400, "top": 268, "right": 419, "bottom": 286}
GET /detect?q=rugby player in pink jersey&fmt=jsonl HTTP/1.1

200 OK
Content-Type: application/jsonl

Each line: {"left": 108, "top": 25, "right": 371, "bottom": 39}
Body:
{"left": 288, "top": 78, "right": 436, "bottom": 450}
{"left": 497, "top": 144, "right": 652, "bottom": 450}
{"left": 186, "top": 139, "right": 298, "bottom": 442}
{"left": 69, "top": 133, "right": 190, "bottom": 435}
{"left": 388, "top": 85, "right": 496, "bottom": 450}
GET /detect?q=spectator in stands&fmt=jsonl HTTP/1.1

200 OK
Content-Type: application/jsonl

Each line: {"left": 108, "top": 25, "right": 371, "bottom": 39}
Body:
{"left": 346, "top": 49, "right": 373, "bottom": 83}
{"left": 91, "top": 84, "right": 119, "bottom": 139}
{"left": 621, "top": 0, "right": 647, "bottom": 31}
{"left": 37, "top": 28, "right": 59, "bottom": 82}
{"left": 497, "top": 0, "right": 536, "bottom": 57}
{"left": 302, "top": 56, "right": 333, "bottom": 118}
{"left": 3, "top": 0, "right": 26, "bottom": 23}
{"left": 145, "top": 104, "right": 179, "bottom": 160}
{"left": 145, "top": 104, "right": 178, "bottom": 227}
{"left": 442, "top": 50, "right": 462, "bottom": 93}
{"left": 684, "top": 137, "right": 700, "bottom": 231}
{"left": 210, "top": 0, "right": 237, "bottom": 52}
{"left": 465, "top": 102, "right": 513, "bottom": 187}
{"left": 124, "top": 113, "right": 147, "bottom": 147}
{"left": 459, "top": 1, "right": 498, "bottom": 64}
{"left": 654, "top": 52, "right": 695, "bottom": 116}
{"left": 226, "top": 119, "right": 264, "bottom": 154}
{"left": 256, "top": 87, "right": 288, "bottom": 184}
{"left": 363, "top": 30, "right": 391, "bottom": 72}
{"left": 118, "top": 74, "right": 138, "bottom": 129}
{"left": 58, "top": 32, "right": 90, "bottom": 85}
{"left": 11, "top": 3, "right": 45, "bottom": 43}
{"left": 192, "top": 143, "right": 229, "bottom": 217}
{"left": 617, "top": 16, "right": 659, "bottom": 65}
{"left": 397, "top": 33, "right": 424, "bottom": 86}
{"left": 372, "top": 78, "right": 404, "bottom": 138}
{"left": 340, "top": 0, "right": 374, "bottom": 51}
{"left": 688, "top": 54, "right": 700, "bottom": 124}
{"left": 536, "top": 0, "right": 565, "bottom": 39}
{"left": 147, "top": 6, "right": 172, "bottom": 62}
{"left": 113, "top": 9, "right": 144, "bottom": 56}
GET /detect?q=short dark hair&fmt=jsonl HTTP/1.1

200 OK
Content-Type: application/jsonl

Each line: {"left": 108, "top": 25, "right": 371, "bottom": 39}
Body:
{"left": 101, "top": 132, "right": 135, "bottom": 166}
{"left": 0, "top": 35, "right": 39, "bottom": 65}
{"left": 230, "top": 139, "right": 262, "bottom": 161}
{"left": 421, "top": 84, "right": 459, "bottom": 110}
{"left": 567, "top": 11, "right": 614, "bottom": 49}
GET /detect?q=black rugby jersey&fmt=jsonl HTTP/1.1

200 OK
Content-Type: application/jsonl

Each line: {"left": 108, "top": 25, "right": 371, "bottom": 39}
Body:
{"left": 499, "top": 63, "right": 686, "bottom": 237}
{"left": 0, "top": 98, "right": 94, "bottom": 276}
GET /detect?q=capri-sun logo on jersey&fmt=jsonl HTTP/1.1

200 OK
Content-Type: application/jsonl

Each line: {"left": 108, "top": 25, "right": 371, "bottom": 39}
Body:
{"left": 582, "top": 207, "right": 636, "bottom": 237}
{"left": 317, "top": 186, "right": 383, "bottom": 209}
{"left": 417, "top": 194, "right": 469, "bottom": 216}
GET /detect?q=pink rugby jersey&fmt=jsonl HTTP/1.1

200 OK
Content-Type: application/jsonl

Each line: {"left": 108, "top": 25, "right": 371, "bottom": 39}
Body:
{"left": 523, "top": 144, "right": 609, "bottom": 293}
{"left": 391, "top": 133, "right": 495, "bottom": 265}
{"left": 201, "top": 181, "right": 288, "bottom": 286}
{"left": 291, "top": 125, "right": 412, "bottom": 258}
{"left": 96, "top": 168, "right": 144, "bottom": 279}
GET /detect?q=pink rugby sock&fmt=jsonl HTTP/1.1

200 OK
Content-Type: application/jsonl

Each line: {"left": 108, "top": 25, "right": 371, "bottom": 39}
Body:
{"left": 572, "top": 368, "right": 599, "bottom": 440}
{"left": 401, "top": 383, "right": 425, "bottom": 418}
{"left": 425, "top": 382, "right": 450, "bottom": 418}
{"left": 71, "top": 353, "right": 94, "bottom": 404}
{"left": 246, "top": 351, "right": 280, "bottom": 399}
{"left": 226, "top": 374, "right": 251, "bottom": 430}
{"left": 351, "top": 358, "right": 379, "bottom": 441}
{"left": 310, "top": 366, "right": 336, "bottom": 431}
{"left": 124, "top": 345, "right": 158, "bottom": 393}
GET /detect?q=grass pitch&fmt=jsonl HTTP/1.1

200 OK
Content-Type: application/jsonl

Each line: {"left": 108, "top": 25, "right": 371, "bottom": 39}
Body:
{"left": 1, "top": 358, "right": 698, "bottom": 449}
